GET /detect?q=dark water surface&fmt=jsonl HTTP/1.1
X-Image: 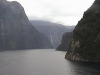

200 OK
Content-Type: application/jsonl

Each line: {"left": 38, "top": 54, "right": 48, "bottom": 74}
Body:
{"left": 0, "top": 49, "right": 100, "bottom": 75}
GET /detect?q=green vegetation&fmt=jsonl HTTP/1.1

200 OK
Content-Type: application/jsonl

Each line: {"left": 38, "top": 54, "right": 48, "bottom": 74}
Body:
{"left": 66, "top": 0, "right": 100, "bottom": 62}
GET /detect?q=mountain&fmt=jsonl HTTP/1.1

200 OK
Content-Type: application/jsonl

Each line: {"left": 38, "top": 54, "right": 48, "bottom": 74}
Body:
{"left": 65, "top": 0, "right": 100, "bottom": 62}
{"left": 56, "top": 32, "right": 72, "bottom": 51}
{"left": 0, "top": 0, "right": 52, "bottom": 50}
{"left": 30, "top": 20, "right": 74, "bottom": 48}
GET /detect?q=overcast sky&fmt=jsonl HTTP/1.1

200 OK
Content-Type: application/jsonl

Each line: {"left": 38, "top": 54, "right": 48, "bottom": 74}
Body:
{"left": 8, "top": 0, "right": 95, "bottom": 26}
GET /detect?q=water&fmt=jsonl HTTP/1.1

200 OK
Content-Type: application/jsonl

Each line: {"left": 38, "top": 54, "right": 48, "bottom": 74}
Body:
{"left": 0, "top": 49, "right": 100, "bottom": 75}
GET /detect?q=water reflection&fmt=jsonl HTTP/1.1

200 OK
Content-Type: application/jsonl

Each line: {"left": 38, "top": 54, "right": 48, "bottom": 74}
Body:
{"left": 67, "top": 60, "right": 100, "bottom": 75}
{"left": 0, "top": 49, "right": 100, "bottom": 75}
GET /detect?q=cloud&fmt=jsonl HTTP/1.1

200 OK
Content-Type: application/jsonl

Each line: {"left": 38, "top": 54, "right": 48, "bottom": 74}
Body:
{"left": 8, "top": 0, "right": 95, "bottom": 26}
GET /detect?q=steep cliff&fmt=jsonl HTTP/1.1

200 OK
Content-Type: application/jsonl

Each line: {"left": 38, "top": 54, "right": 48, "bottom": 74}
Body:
{"left": 31, "top": 20, "right": 74, "bottom": 48}
{"left": 0, "top": 0, "right": 52, "bottom": 50}
{"left": 56, "top": 32, "right": 72, "bottom": 51}
{"left": 65, "top": 0, "right": 100, "bottom": 62}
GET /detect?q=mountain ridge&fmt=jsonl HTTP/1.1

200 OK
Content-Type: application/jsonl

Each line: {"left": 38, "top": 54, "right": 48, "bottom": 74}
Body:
{"left": 65, "top": 0, "right": 100, "bottom": 62}
{"left": 0, "top": 0, "right": 52, "bottom": 50}
{"left": 31, "top": 20, "right": 74, "bottom": 48}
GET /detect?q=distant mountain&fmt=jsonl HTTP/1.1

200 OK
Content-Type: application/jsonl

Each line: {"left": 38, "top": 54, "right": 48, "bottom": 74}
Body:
{"left": 0, "top": 0, "right": 52, "bottom": 50}
{"left": 65, "top": 0, "right": 100, "bottom": 62}
{"left": 30, "top": 20, "right": 74, "bottom": 48}
{"left": 56, "top": 32, "right": 72, "bottom": 51}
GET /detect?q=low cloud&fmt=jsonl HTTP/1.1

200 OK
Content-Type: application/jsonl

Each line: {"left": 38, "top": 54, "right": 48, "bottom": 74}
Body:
{"left": 8, "top": 0, "right": 95, "bottom": 26}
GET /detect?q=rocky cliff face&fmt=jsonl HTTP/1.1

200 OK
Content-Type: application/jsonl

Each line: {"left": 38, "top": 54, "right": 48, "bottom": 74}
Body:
{"left": 56, "top": 32, "right": 72, "bottom": 51}
{"left": 0, "top": 0, "right": 52, "bottom": 50}
{"left": 31, "top": 20, "right": 74, "bottom": 48}
{"left": 65, "top": 0, "right": 100, "bottom": 62}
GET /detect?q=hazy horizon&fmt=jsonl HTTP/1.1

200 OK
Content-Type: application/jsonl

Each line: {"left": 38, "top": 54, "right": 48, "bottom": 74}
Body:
{"left": 8, "top": 0, "right": 95, "bottom": 26}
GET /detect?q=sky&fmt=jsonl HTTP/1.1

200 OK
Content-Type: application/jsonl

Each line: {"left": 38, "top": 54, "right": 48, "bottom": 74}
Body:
{"left": 8, "top": 0, "right": 95, "bottom": 26}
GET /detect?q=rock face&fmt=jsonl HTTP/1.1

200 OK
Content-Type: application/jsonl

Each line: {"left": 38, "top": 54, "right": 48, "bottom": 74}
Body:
{"left": 0, "top": 0, "right": 52, "bottom": 50}
{"left": 31, "top": 20, "right": 74, "bottom": 48}
{"left": 56, "top": 32, "right": 72, "bottom": 51}
{"left": 65, "top": 0, "right": 100, "bottom": 62}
